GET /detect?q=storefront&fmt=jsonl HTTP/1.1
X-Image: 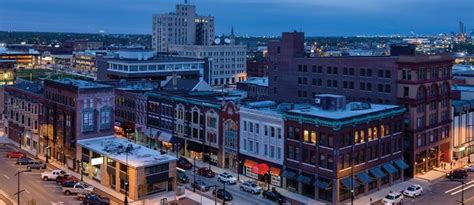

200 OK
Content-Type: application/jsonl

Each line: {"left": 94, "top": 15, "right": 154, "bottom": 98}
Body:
{"left": 243, "top": 159, "right": 282, "bottom": 187}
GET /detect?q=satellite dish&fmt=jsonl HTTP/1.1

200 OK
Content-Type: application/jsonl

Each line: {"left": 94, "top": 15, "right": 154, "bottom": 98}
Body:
{"left": 214, "top": 38, "right": 221, "bottom": 45}
{"left": 224, "top": 38, "right": 231, "bottom": 44}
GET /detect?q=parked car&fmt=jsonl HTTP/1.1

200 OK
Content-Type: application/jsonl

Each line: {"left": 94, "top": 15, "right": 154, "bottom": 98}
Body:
{"left": 177, "top": 171, "right": 189, "bottom": 184}
{"left": 464, "top": 164, "right": 474, "bottom": 172}
{"left": 196, "top": 167, "right": 215, "bottom": 178}
{"left": 382, "top": 192, "right": 403, "bottom": 205}
{"left": 217, "top": 172, "right": 237, "bottom": 185}
{"left": 262, "top": 189, "right": 286, "bottom": 203}
{"left": 26, "top": 161, "right": 47, "bottom": 170}
{"left": 62, "top": 182, "right": 93, "bottom": 195}
{"left": 56, "top": 175, "right": 79, "bottom": 185}
{"left": 403, "top": 184, "right": 423, "bottom": 198}
{"left": 6, "top": 151, "right": 25, "bottom": 158}
{"left": 41, "top": 170, "right": 66, "bottom": 181}
{"left": 191, "top": 179, "right": 211, "bottom": 192}
{"left": 239, "top": 180, "right": 262, "bottom": 194}
{"left": 177, "top": 157, "right": 193, "bottom": 170}
{"left": 76, "top": 190, "right": 93, "bottom": 201}
{"left": 82, "top": 193, "right": 110, "bottom": 205}
{"left": 16, "top": 157, "right": 32, "bottom": 165}
{"left": 446, "top": 169, "right": 469, "bottom": 180}
{"left": 212, "top": 188, "right": 233, "bottom": 202}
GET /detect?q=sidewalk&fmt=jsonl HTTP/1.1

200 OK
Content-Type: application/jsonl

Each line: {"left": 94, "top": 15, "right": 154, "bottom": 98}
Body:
{"left": 179, "top": 155, "right": 325, "bottom": 205}
{"left": 416, "top": 155, "right": 473, "bottom": 182}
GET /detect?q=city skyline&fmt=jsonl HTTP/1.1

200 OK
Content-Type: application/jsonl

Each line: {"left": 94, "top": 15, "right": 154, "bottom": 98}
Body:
{"left": 0, "top": 0, "right": 473, "bottom": 36}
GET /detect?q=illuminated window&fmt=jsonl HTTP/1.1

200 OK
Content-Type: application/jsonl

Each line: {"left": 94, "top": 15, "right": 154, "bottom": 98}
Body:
{"left": 303, "top": 130, "right": 309, "bottom": 142}
{"left": 368, "top": 128, "right": 373, "bottom": 141}
{"left": 311, "top": 131, "right": 317, "bottom": 143}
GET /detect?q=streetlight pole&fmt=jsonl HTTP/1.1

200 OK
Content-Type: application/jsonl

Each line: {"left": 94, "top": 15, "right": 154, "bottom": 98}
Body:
{"left": 15, "top": 169, "right": 32, "bottom": 205}
{"left": 124, "top": 144, "right": 132, "bottom": 205}
{"left": 193, "top": 156, "right": 196, "bottom": 192}
{"left": 76, "top": 160, "right": 83, "bottom": 181}
{"left": 455, "top": 179, "right": 465, "bottom": 205}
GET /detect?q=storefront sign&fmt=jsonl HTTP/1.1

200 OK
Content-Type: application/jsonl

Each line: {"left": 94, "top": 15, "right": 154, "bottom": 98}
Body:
{"left": 91, "top": 157, "right": 104, "bottom": 166}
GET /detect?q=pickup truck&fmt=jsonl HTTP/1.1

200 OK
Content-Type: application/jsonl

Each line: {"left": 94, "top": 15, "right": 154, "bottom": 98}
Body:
{"left": 62, "top": 182, "right": 94, "bottom": 195}
{"left": 41, "top": 170, "right": 66, "bottom": 181}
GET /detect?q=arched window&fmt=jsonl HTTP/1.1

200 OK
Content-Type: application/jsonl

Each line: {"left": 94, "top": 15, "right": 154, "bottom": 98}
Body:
{"left": 373, "top": 127, "right": 378, "bottom": 139}
{"left": 417, "top": 86, "right": 426, "bottom": 99}
{"left": 368, "top": 128, "right": 373, "bottom": 141}
{"left": 354, "top": 131, "right": 359, "bottom": 144}
{"left": 380, "top": 125, "right": 385, "bottom": 137}
{"left": 360, "top": 130, "right": 365, "bottom": 143}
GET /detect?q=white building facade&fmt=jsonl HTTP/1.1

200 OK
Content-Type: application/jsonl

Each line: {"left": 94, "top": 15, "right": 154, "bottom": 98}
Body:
{"left": 152, "top": 3, "right": 214, "bottom": 52}
{"left": 452, "top": 99, "right": 474, "bottom": 160}
{"left": 239, "top": 102, "right": 284, "bottom": 187}
{"left": 169, "top": 44, "right": 247, "bottom": 86}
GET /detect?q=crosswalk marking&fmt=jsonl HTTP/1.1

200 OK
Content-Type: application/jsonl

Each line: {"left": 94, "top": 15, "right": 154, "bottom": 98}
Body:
{"left": 445, "top": 180, "right": 474, "bottom": 195}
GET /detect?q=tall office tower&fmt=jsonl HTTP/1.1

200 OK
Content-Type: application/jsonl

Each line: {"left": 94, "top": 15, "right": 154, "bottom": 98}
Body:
{"left": 459, "top": 21, "right": 465, "bottom": 34}
{"left": 152, "top": 2, "right": 215, "bottom": 52}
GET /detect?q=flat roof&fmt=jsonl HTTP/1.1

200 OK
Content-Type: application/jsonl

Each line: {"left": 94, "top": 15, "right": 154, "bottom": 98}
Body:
{"left": 453, "top": 84, "right": 474, "bottom": 92}
{"left": 10, "top": 81, "right": 43, "bottom": 95}
{"left": 53, "top": 78, "right": 113, "bottom": 89}
{"left": 78, "top": 136, "right": 176, "bottom": 168}
{"left": 108, "top": 56, "right": 204, "bottom": 64}
{"left": 287, "top": 102, "right": 401, "bottom": 120}
{"left": 239, "top": 77, "right": 268, "bottom": 86}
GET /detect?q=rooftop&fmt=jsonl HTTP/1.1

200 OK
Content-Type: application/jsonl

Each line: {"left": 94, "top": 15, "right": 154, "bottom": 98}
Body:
{"left": 10, "top": 81, "right": 43, "bottom": 95}
{"left": 78, "top": 136, "right": 176, "bottom": 168}
{"left": 287, "top": 102, "right": 401, "bottom": 120}
{"left": 239, "top": 77, "right": 268, "bottom": 87}
{"left": 53, "top": 78, "right": 113, "bottom": 89}
{"left": 453, "top": 84, "right": 474, "bottom": 92}
{"left": 108, "top": 55, "right": 204, "bottom": 64}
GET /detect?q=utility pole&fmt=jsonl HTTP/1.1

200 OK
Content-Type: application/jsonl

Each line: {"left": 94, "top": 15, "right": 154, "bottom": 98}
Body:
{"left": 15, "top": 169, "right": 32, "bottom": 205}
{"left": 456, "top": 179, "right": 465, "bottom": 205}
{"left": 193, "top": 157, "right": 196, "bottom": 192}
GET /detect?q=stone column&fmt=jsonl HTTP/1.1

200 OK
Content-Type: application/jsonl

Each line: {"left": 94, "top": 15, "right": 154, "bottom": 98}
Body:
{"left": 332, "top": 178, "right": 339, "bottom": 204}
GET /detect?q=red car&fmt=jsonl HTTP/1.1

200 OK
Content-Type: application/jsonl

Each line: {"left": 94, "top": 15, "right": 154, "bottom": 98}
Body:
{"left": 447, "top": 169, "right": 469, "bottom": 180}
{"left": 6, "top": 151, "right": 25, "bottom": 158}
{"left": 197, "top": 167, "right": 215, "bottom": 178}
{"left": 177, "top": 157, "right": 193, "bottom": 170}
{"left": 56, "top": 175, "right": 79, "bottom": 185}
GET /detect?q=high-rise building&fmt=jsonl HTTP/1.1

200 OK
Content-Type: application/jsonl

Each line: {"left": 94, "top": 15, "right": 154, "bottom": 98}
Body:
{"left": 459, "top": 21, "right": 465, "bottom": 34}
{"left": 268, "top": 32, "right": 453, "bottom": 179}
{"left": 152, "top": 2, "right": 215, "bottom": 52}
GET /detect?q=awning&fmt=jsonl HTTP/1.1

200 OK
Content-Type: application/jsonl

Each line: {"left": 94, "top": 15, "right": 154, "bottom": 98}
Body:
{"left": 369, "top": 167, "right": 386, "bottom": 179}
{"left": 382, "top": 162, "right": 398, "bottom": 174}
{"left": 158, "top": 131, "right": 173, "bottom": 142}
{"left": 394, "top": 159, "right": 409, "bottom": 170}
{"left": 186, "top": 140, "right": 203, "bottom": 152}
{"left": 341, "top": 177, "right": 359, "bottom": 190}
{"left": 270, "top": 167, "right": 281, "bottom": 176}
{"left": 281, "top": 169, "right": 298, "bottom": 180}
{"left": 314, "top": 177, "right": 331, "bottom": 190}
{"left": 244, "top": 159, "right": 257, "bottom": 168}
{"left": 297, "top": 174, "right": 314, "bottom": 185}
{"left": 252, "top": 163, "right": 270, "bottom": 175}
{"left": 356, "top": 172, "right": 372, "bottom": 185}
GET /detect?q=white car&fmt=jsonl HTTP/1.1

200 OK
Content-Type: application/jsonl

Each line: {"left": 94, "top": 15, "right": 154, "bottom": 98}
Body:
{"left": 464, "top": 164, "right": 474, "bottom": 172}
{"left": 217, "top": 172, "right": 237, "bottom": 184}
{"left": 403, "top": 184, "right": 423, "bottom": 197}
{"left": 382, "top": 192, "right": 403, "bottom": 205}
{"left": 239, "top": 180, "right": 262, "bottom": 194}
{"left": 41, "top": 169, "right": 66, "bottom": 181}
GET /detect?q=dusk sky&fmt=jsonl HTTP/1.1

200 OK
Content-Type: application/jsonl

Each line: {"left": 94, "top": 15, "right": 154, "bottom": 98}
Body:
{"left": 0, "top": 0, "right": 473, "bottom": 36}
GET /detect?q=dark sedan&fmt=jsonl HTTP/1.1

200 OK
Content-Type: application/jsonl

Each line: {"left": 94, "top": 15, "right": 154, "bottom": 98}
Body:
{"left": 177, "top": 157, "right": 193, "bottom": 170}
{"left": 196, "top": 167, "right": 215, "bottom": 178}
{"left": 263, "top": 189, "right": 286, "bottom": 203}
{"left": 16, "top": 157, "right": 32, "bottom": 165}
{"left": 83, "top": 194, "right": 110, "bottom": 205}
{"left": 212, "top": 188, "right": 233, "bottom": 202}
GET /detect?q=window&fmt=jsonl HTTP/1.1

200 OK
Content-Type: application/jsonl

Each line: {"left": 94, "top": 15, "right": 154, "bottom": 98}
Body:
{"left": 83, "top": 112, "right": 93, "bottom": 126}
{"left": 255, "top": 124, "right": 260, "bottom": 134}
{"left": 243, "top": 121, "right": 247, "bottom": 131}
{"left": 255, "top": 142, "right": 259, "bottom": 154}
{"left": 277, "top": 147, "right": 281, "bottom": 159}
{"left": 264, "top": 144, "right": 268, "bottom": 156}
{"left": 277, "top": 128, "right": 282, "bottom": 138}
{"left": 243, "top": 139, "right": 247, "bottom": 150}
{"left": 303, "top": 130, "right": 310, "bottom": 143}
{"left": 264, "top": 125, "right": 268, "bottom": 136}
{"left": 271, "top": 127, "right": 275, "bottom": 137}
{"left": 360, "top": 69, "right": 366, "bottom": 76}
{"left": 100, "top": 110, "right": 110, "bottom": 124}
{"left": 311, "top": 131, "right": 317, "bottom": 143}
{"left": 249, "top": 122, "right": 253, "bottom": 133}
{"left": 270, "top": 145, "right": 275, "bottom": 158}
{"left": 403, "top": 87, "right": 409, "bottom": 97}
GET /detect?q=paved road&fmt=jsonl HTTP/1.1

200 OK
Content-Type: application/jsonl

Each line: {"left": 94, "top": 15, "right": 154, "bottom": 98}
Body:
{"left": 0, "top": 145, "right": 122, "bottom": 205}
{"left": 181, "top": 166, "right": 290, "bottom": 205}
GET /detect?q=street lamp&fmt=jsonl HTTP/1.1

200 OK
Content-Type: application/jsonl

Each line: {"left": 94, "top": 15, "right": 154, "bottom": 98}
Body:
{"left": 76, "top": 160, "right": 84, "bottom": 181}
{"left": 124, "top": 144, "right": 133, "bottom": 205}
{"left": 455, "top": 179, "right": 465, "bottom": 205}
{"left": 15, "top": 169, "right": 32, "bottom": 205}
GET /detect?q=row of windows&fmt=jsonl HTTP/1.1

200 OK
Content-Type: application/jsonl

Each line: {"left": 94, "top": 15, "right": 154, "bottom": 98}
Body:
{"left": 297, "top": 78, "right": 392, "bottom": 93}
{"left": 242, "top": 121, "right": 282, "bottom": 139}
{"left": 242, "top": 139, "right": 282, "bottom": 160}
{"left": 401, "top": 67, "right": 451, "bottom": 81}
{"left": 297, "top": 65, "right": 392, "bottom": 78}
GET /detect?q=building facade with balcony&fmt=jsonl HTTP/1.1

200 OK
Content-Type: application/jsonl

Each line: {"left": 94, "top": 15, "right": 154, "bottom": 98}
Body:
{"left": 281, "top": 95, "right": 407, "bottom": 204}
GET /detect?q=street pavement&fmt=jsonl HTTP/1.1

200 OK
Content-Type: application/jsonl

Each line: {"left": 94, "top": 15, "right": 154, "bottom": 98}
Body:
{"left": 181, "top": 165, "right": 289, "bottom": 205}
{"left": 0, "top": 145, "right": 122, "bottom": 205}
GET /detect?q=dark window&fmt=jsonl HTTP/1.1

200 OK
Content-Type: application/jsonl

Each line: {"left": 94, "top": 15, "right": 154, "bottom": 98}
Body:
{"left": 367, "top": 69, "right": 372, "bottom": 77}
{"left": 343, "top": 67, "right": 348, "bottom": 75}
{"left": 378, "top": 70, "right": 384, "bottom": 78}
{"left": 385, "top": 85, "right": 391, "bottom": 93}
{"left": 360, "top": 69, "right": 366, "bottom": 76}
{"left": 360, "top": 83, "right": 366, "bottom": 90}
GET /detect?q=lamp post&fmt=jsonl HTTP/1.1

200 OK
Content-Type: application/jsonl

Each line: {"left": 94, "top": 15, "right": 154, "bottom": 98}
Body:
{"left": 76, "top": 160, "right": 83, "bottom": 181}
{"left": 124, "top": 144, "right": 132, "bottom": 205}
{"left": 456, "top": 179, "right": 465, "bottom": 205}
{"left": 193, "top": 156, "right": 196, "bottom": 192}
{"left": 15, "top": 169, "right": 32, "bottom": 205}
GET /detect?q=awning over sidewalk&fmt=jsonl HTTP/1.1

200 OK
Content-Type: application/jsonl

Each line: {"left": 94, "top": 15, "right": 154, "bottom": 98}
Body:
{"left": 281, "top": 169, "right": 298, "bottom": 180}
{"left": 297, "top": 173, "right": 314, "bottom": 185}
{"left": 270, "top": 167, "right": 281, "bottom": 176}
{"left": 382, "top": 162, "right": 398, "bottom": 174}
{"left": 252, "top": 163, "right": 270, "bottom": 175}
{"left": 341, "top": 177, "right": 359, "bottom": 190}
{"left": 394, "top": 159, "right": 409, "bottom": 170}
{"left": 356, "top": 172, "right": 372, "bottom": 185}
{"left": 369, "top": 166, "right": 386, "bottom": 179}
{"left": 314, "top": 177, "right": 331, "bottom": 190}
{"left": 244, "top": 159, "right": 257, "bottom": 168}
{"left": 158, "top": 131, "right": 175, "bottom": 143}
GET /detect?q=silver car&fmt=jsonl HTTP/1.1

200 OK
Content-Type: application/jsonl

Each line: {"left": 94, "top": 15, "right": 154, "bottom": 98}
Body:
{"left": 27, "top": 161, "right": 47, "bottom": 170}
{"left": 191, "top": 179, "right": 211, "bottom": 192}
{"left": 239, "top": 180, "right": 262, "bottom": 194}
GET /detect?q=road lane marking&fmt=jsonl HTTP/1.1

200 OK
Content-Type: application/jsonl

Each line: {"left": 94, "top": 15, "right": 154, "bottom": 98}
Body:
{"left": 3, "top": 174, "right": 9, "bottom": 179}
{"left": 444, "top": 180, "right": 474, "bottom": 193}
{"left": 450, "top": 184, "right": 474, "bottom": 195}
